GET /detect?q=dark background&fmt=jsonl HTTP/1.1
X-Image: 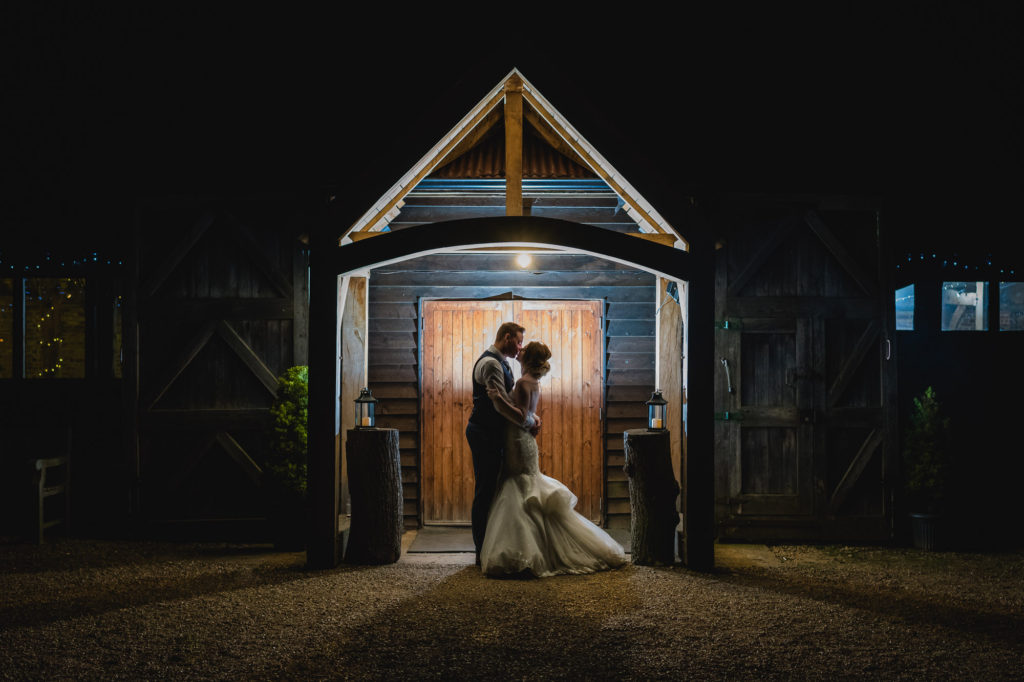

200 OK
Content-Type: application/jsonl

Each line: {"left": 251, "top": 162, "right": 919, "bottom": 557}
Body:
{"left": 4, "top": 5, "right": 1022, "bottom": 545}
{"left": 5, "top": 4, "right": 1022, "bottom": 257}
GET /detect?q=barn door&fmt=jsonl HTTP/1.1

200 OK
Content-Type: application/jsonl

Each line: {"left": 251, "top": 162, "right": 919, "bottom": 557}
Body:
{"left": 714, "top": 209, "right": 894, "bottom": 541}
{"left": 133, "top": 202, "right": 307, "bottom": 523}
{"left": 420, "top": 299, "right": 604, "bottom": 524}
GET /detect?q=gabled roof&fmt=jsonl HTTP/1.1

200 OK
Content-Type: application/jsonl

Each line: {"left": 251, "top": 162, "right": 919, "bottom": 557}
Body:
{"left": 340, "top": 69, "right": 686, "bottom": 248}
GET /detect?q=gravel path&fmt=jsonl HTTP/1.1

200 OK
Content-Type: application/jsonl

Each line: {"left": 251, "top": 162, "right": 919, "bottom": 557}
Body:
{"left": 1, "top": 535, "right": 1022, "bottom": 680}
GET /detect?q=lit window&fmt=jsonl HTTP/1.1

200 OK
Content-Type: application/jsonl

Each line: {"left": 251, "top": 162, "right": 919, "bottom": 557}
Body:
{"left": 895, "top": 284, "right": 914, "bottom": 330}
{"left": 25, "top": 278, "right": 87, "bottom": 378}
{"left": 0, "top": 279, "right": 12, "bottom": 378}
{"left": 1000, "top": 282, "right": 1024, "bottom": 331}
{"left": 941, "top": 281, "right": 989, "bottom": 331}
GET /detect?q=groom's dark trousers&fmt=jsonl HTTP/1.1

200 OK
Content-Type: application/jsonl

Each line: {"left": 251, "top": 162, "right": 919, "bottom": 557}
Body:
{"left": 466, "top": 349, "right": 515, "bottom": 553}
{"left": 465, "top": 423, "right": 502, "bottom": 553}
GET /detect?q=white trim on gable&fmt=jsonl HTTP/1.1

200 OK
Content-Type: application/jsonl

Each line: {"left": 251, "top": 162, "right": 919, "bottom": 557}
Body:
{"left": 341, "top": 69, "right": 686, "bottom": 249}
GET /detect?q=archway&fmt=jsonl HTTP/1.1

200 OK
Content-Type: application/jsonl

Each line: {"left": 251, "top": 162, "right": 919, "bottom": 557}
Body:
{"left": 309, "top": 216, "right": 714, "bottom": 570}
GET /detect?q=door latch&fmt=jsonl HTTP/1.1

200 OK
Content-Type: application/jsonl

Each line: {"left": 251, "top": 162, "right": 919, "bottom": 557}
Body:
{"left": 720, "top": 357, "right": 734, "bottom": 394}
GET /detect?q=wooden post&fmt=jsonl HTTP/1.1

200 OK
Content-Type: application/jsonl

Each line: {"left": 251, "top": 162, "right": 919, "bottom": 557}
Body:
{"left": 504, "top": 74, "right": 523, "bottom": 217}
{"left": 344, "top": 428, "right": 403, "bottom": 564}
{"left": 658, "top": 278, "right": 683, "bottom": 483}
{"left": 340, "top": 276, "right": 367, "bottom": 519}
{"left": 683, "top": 211, "right": 716, "bottom": 571}
{"left": 624, "top": 429, "right": 679, "bottom": 565}
{"left": 308, "top": 227, "right": 341, "bottom": 569}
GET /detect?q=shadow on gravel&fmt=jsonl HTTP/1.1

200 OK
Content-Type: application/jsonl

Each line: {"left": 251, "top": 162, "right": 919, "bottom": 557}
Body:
{"left": 711, "top": 563, "right": 1024, "bottom": 648}
{"left": 279, "top": 564, "right": 642, "bottom": 679}
{"left": 0, "top": 541, "right": 328, "bottom": 629}
{"left": 0, "top": 538, "right": 289, "bottom": 574}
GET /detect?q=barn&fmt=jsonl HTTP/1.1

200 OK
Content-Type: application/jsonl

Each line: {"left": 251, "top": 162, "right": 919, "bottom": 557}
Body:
{"left": 300, "top": 70, "right": 895, "bottom": 567}
{"left": 4, "top": 35, "right": 1021, "bottom": 562}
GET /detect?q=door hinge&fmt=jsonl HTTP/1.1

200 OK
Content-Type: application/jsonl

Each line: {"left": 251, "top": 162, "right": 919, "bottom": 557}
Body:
{"left": 713, "top": 411, "right": 743, "bottom": 421}
{"left": 715, "top": 319, "right": 741, "bottom": 330}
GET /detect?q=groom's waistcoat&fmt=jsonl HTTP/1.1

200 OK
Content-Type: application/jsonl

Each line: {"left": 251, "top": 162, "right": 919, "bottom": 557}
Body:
{"left": 468, "top": 350, "right": 514, "bottom": 430}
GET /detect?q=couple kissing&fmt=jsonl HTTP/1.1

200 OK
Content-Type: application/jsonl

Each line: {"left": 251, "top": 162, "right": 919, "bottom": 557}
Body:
{"left": 464, "top": 321, "right": 626, "bottom": 577}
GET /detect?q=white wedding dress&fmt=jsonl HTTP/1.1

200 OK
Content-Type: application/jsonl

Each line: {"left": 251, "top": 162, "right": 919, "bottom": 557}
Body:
{"left": 480, "top": 385, "right": 627, "bottom": 577}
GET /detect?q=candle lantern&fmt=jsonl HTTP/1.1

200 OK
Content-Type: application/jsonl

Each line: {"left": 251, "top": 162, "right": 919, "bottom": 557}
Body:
{"left": 355, "top": 387, "right": 378, "bottom": 428}
{"left": 646, "top": 389, "right": 668, "bottom": 431}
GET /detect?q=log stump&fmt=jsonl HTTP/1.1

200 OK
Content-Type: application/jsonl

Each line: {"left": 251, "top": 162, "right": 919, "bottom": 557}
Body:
{"left": 344, "top": 428, "right": 403, "bottom": 564}
{"left": 623, "top": 429, "right": 680, "bottom": 565}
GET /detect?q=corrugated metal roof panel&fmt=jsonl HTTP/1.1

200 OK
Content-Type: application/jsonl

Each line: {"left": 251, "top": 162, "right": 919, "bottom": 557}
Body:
{"left": 431, "top": 128, "right": 596, "bottom": 179}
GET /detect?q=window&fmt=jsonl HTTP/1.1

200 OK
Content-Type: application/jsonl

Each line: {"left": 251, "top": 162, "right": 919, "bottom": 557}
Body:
{"left": 25, "top": 277, "right": 87, "bottom": 378}
{"left": 0, "top": 279, "right": 12, "bottom": 378}
{"left": 895, "top": 284, "right": 914, "bottom": 330}
{"left": 941, "top": 281, "right": 989, "bottom": 331}
{"left": 1000, "top": 282, "right": 1024, "bottom": 331}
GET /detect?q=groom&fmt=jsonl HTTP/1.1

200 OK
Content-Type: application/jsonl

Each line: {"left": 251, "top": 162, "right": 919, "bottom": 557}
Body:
{"left": 465, "top": 321, "right": 540, "bottom": 565}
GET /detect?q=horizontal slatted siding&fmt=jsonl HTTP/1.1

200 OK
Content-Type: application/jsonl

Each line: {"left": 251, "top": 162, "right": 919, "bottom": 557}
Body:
{"left": 368, "top": 253, "right": 655, "bottom": 529}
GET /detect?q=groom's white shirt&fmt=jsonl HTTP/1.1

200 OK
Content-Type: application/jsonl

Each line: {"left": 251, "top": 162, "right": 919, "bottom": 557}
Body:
{"left": 474, "top": 345, "right": 536, "bottom": 429}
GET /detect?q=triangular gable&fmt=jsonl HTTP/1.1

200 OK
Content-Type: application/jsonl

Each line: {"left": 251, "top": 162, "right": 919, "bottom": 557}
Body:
{"left": 341, "top": 69, "right": 686, "bottom": 248}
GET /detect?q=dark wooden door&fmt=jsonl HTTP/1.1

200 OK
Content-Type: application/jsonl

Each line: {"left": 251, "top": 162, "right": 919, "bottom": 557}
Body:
{"left": 714, "top": 208, "right": 895, "bottom": 541}
{"left": 420, "top": 299, "right": 604, "bottom": 524}
{"left": 132, "top": 200, "right": 308, "bottom": 523}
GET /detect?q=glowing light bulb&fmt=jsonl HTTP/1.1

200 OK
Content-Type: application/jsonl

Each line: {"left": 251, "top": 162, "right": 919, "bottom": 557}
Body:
{"left": 516, "top": 253, "right": 532, "bottom": 268}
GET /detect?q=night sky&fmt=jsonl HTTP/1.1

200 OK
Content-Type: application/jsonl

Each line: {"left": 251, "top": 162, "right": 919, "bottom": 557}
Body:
{"left": 5, "top": 5, "right": 1022, "bottom": 259}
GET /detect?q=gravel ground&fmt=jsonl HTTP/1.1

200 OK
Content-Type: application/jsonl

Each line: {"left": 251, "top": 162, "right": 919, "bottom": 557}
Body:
{"left": 1, "top": 534, "right": 1023, "bottom": 680}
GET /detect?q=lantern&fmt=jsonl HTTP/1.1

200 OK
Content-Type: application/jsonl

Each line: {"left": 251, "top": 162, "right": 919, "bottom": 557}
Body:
{"left": 355, "top": 387, "right": 377, "bottom": 428}
{"left": 646, "top": 389, "right": 668, "bottom": 431}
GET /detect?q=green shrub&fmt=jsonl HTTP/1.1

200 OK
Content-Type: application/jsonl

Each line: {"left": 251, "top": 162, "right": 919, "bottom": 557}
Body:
{"left": 266, "top": 365, "right": 308, "bottom": 497}
{"left": 903, "top": 386, "right": 951, "bottom": 513}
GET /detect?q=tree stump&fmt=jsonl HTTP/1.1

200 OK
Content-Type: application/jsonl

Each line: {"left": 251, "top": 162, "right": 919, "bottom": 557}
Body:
{"left": 344, "top": 428, "right": 403, "bottom": 564}
{"left": 624, "top": 429, "right": 680, "bottom": 565}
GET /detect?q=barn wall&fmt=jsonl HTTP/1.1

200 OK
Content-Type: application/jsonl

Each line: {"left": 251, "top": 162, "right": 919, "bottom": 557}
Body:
{"left": 366, "top": 253, "right": 656, "bottom": 529}
{"left": 896, "top": 279, "right": 1024, "bottom": 549}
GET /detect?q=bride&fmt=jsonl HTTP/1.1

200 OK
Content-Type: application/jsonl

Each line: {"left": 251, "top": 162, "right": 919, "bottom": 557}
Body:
{"left": 480, "top": 341, "right": 627, "bottom": 577}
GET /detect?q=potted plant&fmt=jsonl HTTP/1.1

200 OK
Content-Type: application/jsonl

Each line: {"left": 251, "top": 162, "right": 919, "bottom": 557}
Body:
{"left": 264, "top": 365, "right": 309, "bottom": 550}
{"left": 902, "top": 386, "right": 952, "bottom": 550}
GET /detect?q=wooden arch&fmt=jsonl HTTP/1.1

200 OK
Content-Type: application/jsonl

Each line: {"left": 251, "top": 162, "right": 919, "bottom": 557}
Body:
{"left": 326, "top": 216, "right": 690, "bottom": 280}
{"left": 309, "top": 215, "right": 714, "bottom": 571}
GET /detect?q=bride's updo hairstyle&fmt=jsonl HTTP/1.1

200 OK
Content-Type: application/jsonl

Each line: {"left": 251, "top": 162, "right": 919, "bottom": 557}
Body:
{"left": 520, "top": 341, "right": 552, "bottom": 377}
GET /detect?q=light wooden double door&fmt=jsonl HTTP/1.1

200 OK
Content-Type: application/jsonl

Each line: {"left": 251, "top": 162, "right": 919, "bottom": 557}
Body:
{"left": 421, "top": 299, "right": 604, "bottom": 525}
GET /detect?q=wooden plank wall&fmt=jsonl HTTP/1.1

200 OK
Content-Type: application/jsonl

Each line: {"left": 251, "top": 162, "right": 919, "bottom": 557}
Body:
{"left": 367, "top": 253, "right": 655, "bottom": 529}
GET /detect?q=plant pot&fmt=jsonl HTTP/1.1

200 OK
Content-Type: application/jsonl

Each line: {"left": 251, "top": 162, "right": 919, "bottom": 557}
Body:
{"left": 909, "top": 512, "right": 940, "bottom": 550}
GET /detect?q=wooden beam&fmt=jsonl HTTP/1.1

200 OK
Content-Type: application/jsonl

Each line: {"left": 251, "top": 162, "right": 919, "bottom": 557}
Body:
{"left": 726, "top": 216, "right": 798, "bottom": 298}
{"left": 827, "top": 319, "right": 881, "bottom": 408}
{"left": 293, "top": 245, "right": 309, "bottom": 366}
{"left": 137, "top": 298, "right": 294, "bottom": 321}
{"left": 521, "top": 90, "right": 676, "bottom": 241}
{"left": 829, "top": 428, "right": 883, "bottom": 514}
{"left": 505, "top": 74, "right": 523, "bottom": 217}
{"left": 437, "top": 104, "right": 503, "bottom": 169}
{"left": 524, "top": 104, "right": 590, "bottom": 168}
{"left": 344, "top": 88, "right": 505, "bottom": 240}
{"left": 340, "top": 276, "right": 367, "bottom": 518}
{"left": 216, "top": 320, "right": 280, "bottom": 397}
{"left": 215, "top": 431, "right": 263, "bottom": 485}
{"left": 309, "top": 235, "right": 341, "bottom": 567}
{"left": 223, "top": 212, "right": 294, "bottom": 297}
{"left": 657, "top": 278, "right": 683, "bottom": 485}
{"left": 141, "top": 211, "right": 215, "bottom": 298}
{"left": 629, "top": 233, "right": 677, "bottom": 247}
{"left": 142, "top": 320, "right": 218, "bottom": 410}
{"left": 804, "top": 210, "right": 877, "bottom": 297}
{"left": 681, "top": 228, "right": 715, "bottom": 571}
